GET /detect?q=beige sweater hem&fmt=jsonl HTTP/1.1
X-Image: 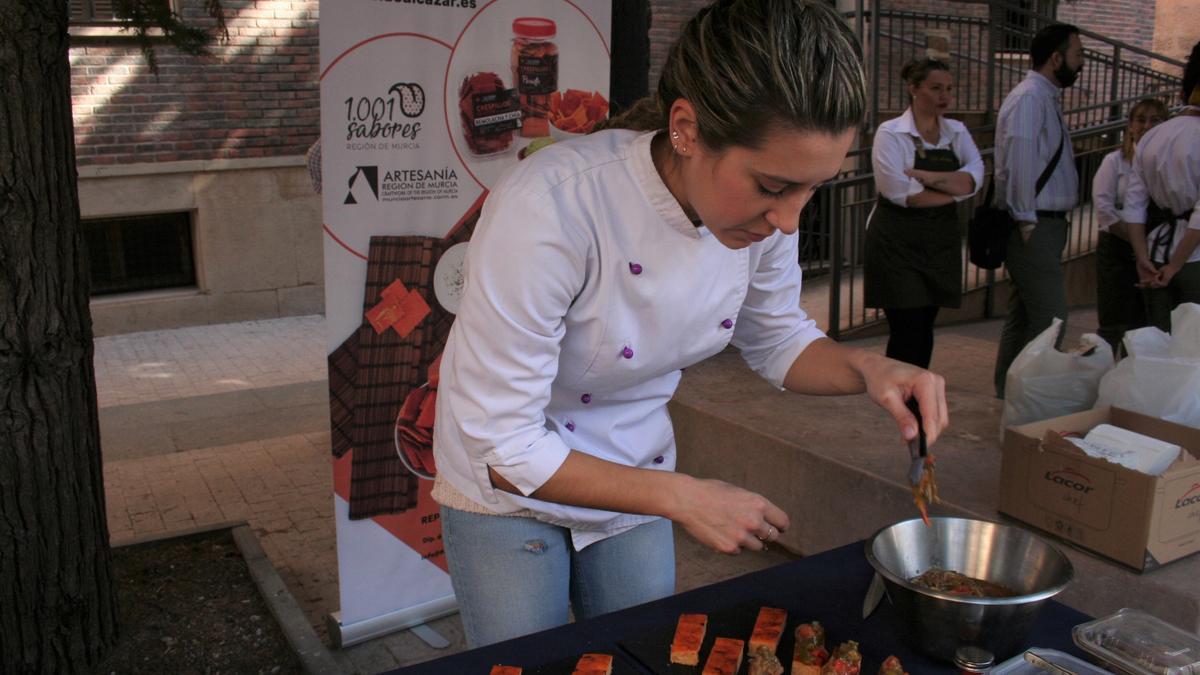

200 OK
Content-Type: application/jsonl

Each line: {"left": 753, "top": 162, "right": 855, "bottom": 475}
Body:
{"left": 431, "top": 472, "right": 537, "bottom": 519}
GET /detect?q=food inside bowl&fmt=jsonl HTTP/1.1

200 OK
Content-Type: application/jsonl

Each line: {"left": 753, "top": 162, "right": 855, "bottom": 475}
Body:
{"left": 867, "top": 517, "right": 1072, "bottom": 661}
{"left": 909, "top": 567, "right": 1018, "bottom": 598}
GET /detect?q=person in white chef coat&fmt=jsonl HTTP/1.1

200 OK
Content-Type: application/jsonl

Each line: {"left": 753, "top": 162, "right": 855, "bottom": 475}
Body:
{"left": 1124, "top": 40, "right": 1200, "bottom": 333}
{"left": 430, "top": 0, "right": 950, "bottom": 648}
{"left": 1091, "top": 97, "right": 1167, "bottom": 352}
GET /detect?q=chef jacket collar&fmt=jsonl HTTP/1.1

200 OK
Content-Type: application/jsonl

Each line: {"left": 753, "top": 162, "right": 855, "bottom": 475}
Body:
{"left": 630, "top": 131, "right": 712, "bottom": 239}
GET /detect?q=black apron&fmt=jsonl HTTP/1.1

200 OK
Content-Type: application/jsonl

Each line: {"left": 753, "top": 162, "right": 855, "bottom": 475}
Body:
{"left": 1146, "top": 199, "right": 1195, "bottom": 267}
{"left": 864, "top": 140, "right": 963, "bottom": 309}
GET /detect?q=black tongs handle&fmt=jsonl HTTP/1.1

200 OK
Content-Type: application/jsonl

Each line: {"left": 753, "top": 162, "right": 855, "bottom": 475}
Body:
{"left": 906, "top": 397, "right": 927, "bottom": 458}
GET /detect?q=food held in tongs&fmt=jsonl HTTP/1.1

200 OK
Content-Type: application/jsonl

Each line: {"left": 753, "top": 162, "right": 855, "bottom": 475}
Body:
{"left": 906, "top": 398, "right": 939, "bottom": 526}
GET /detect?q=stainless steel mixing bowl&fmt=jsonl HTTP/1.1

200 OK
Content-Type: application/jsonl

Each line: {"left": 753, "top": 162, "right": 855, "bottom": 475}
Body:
{"left": 865, "top": 516, "right": 1074, "bottom": 662}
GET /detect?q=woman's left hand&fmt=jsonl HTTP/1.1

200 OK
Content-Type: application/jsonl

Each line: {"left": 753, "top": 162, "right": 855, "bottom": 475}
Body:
{"left": 854, "top": 351, "right": 948, "bottom": 446}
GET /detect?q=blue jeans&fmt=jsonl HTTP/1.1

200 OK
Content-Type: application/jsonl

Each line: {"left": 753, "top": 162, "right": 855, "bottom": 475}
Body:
{"left": 440, "top": 506, "right": 675, "bottom": 647}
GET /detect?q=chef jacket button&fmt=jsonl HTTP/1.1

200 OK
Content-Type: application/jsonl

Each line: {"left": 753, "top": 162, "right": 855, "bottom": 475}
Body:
{"left": 565, "top": 421, "right": 575, "bottom": 432}
{"left": 629, "top": 263, "right": 643, "bottom": 275}
{"left": 721, "top": 318, "right": 734, "bottom": 329}
{"left": 653, "top": 455, "right": 665, "bottom": 464}
{"left": 621, "top": 346, "right": 634, "bottom": 359}
{"left": 581, "top": 393, "right": 592, "bottom": 404}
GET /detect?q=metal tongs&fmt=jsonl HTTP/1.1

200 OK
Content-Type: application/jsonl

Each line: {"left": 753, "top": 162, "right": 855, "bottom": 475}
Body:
{"left": 906, "top": 397, "right": 928, "bottom": 487}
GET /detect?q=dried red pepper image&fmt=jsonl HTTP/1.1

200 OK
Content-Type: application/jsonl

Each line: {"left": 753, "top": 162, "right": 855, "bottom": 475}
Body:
{"left": 458, "top": 71, "right": 520, "bottom": 156}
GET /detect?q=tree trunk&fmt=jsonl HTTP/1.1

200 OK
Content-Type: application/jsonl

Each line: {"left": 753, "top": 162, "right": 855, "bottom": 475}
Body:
{"left": 0, "top": 1, "right": 118, "bottom": 672}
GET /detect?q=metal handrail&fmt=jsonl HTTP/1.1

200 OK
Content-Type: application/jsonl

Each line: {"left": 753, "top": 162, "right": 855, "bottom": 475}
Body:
{"left": 808, "top": 116, "right": 1130, "bottom": 338}
{"left": 855, "top": 0, "right": 1187, "bottom": 69}
{"left": 817, "top": 0, "right": 1186, "bottom": 336}
{"left": 975, "top": 0, "right": 1185, "bottom": 67}
{"left": 846, "top": 0, "right": 1184, "bottom": 132}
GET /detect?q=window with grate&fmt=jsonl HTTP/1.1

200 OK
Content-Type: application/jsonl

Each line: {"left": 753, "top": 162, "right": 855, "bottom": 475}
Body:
{"left": 996, "top": 0, "right": 1060, "bottom": 52}
{"left": 69, "top": 0, "right": 171, "bottom": 24}
{"left": 83, "top": 212, "right": 197, "bottom": 296}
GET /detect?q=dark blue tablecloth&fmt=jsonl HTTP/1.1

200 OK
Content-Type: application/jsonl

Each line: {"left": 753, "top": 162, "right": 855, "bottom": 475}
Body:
{"left": 384, "top": 541, "right": 1092, "bottom": 674}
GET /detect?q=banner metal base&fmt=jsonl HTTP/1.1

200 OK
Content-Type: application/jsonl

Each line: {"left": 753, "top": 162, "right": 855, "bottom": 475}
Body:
{"left": 326, "top": 594, "right": 458, "bottom": 649}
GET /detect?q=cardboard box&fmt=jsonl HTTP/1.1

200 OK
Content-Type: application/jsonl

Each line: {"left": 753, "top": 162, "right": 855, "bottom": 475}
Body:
{"left": 999, "top": 406, "right": 1200, "bottom": 571}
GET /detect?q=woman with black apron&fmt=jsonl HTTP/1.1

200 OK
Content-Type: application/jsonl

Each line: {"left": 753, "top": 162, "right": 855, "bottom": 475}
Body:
{"left": 1124, "top": 40, "right": 1200, "bottom": 333}
{"left": 865, "top": 59, "right": 984, "bottom": 368}
{"left": 1091, "top": 98, "right": 1167, "bottom": 351}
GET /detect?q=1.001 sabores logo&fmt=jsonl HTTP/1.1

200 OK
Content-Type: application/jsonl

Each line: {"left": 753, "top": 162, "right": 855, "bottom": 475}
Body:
{"left": 345, "top": 82, "right": 425, "bottom": 143}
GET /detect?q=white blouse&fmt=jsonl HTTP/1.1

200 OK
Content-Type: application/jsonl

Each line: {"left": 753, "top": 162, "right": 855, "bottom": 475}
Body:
{"left": 432, "top": 129, "right": 826, "bottom": 550}
{"left": 1122, "top": 111, "right": 1200, "bottom": 264}
{"left": 870, "top": 108, "right": 984, "bottom": 208}
{"left": 1091, "top": 149, "right": 1131, "bottom": 233}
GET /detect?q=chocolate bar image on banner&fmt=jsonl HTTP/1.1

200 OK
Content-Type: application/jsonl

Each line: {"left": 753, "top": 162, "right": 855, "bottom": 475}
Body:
{"left": 327, "top": 330, "right": 359, "bottom": 459}
{"left": 345, "top": 211, "right": 479, "bottom": 520}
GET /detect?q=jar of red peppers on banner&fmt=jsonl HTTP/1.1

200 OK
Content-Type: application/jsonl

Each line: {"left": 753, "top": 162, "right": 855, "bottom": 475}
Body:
{"left": 511, "top": 17, "right": 557, "bottom": 138}
{"left": 457, "top": 67, "right": 521, "bottom": 157}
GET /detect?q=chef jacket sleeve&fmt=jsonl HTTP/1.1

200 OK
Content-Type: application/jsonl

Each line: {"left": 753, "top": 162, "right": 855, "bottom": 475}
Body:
{"left": 440, "top": 187, "right": 586, "bottom": 497}
{"left": 731, "top": 230, "right": 827, "bottom": 389}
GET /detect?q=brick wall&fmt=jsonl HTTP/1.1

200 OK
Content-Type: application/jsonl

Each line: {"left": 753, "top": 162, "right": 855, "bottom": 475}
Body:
{"left": 70, "top": 0, "right": 319, "bottom": 166}
{"left": 648, "top": 0, "right": 709, "bottom": 90}
{"left": 1059, "top": 0, "right": 1157, "bottom": 58}
{"left": 69, "top": 0, "right": 1159, "bottom": 168}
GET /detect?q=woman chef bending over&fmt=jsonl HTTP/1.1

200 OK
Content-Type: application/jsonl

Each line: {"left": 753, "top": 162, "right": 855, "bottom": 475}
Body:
{"left": 431, "top": 0, "right": 950, "bottom": 647}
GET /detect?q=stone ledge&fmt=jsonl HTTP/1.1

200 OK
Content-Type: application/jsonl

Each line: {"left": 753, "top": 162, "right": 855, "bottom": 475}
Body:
{"left": 232, "top": 525, "right": 344, "bottom": 675}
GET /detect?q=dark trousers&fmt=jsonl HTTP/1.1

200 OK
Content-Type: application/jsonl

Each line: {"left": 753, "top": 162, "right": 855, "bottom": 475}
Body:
{"left": 994, "top": 214, "right": 1069, "bottom": 398}
{"left": 884, "top": 305, "right": 940, "bottom": 369}
{"left": 1095, "top": 231, "right": 1147, "bottom": 354}
{"left": 1145, "top": 260, "right": 1200, "bottom": 332}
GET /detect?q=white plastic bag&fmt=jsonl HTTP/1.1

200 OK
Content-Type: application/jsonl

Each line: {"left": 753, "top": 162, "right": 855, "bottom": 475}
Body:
{"left": 1097, "top": 304, "right": 1200, "bottom": 427}
{"left": 1002, "top": 318, "right": 1115, "bottom": 431}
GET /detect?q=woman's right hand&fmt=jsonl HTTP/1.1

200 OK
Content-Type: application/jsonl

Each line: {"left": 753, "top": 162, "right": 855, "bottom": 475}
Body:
{"left": 669, "top": 475, "right": 789, "bottom": 555}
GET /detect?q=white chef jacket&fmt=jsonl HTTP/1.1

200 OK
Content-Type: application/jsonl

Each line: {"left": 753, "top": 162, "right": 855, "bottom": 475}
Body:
{"left": 1091, "top": 149, "right": 1132, "bottom": 233}
{"left": 870, "top": 108, "right": 984, "bottom": 208}
{"left": 432, "top": 129, "right": 826, "bottom": 549}
{"left": 993, "top": 71, "right": 1079, "bottom": 223}
{"left": 1121, "top": 109, "right": 1200, "bottom": 264}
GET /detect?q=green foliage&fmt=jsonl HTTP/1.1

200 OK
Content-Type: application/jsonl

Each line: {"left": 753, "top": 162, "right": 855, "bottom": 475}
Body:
{"left": 113, "top": 0, "right": 229, "bottom": 73}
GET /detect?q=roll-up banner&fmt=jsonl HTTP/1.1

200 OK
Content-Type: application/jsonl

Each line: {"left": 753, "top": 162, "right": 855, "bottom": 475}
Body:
{"left": 319, "top": 0, "right": 613, "bottom": 647}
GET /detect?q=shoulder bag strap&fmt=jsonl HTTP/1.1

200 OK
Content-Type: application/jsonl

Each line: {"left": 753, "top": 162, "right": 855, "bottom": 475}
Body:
{"left": 1034, "top": 124, "right": 1066, "bottom": 197}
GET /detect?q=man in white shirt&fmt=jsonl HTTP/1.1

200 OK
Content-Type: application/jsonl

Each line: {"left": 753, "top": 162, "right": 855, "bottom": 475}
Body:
{"left": 991, "top": 23, "right": 1085, "bottom": 398}
{"left": 1122, "top": 40, "right": 1200, "bottom": 331}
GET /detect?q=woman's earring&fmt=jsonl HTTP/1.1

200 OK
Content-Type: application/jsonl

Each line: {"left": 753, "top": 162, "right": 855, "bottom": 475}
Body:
{"left": 671, "top": 130, "right": 687, "bottom": 154}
